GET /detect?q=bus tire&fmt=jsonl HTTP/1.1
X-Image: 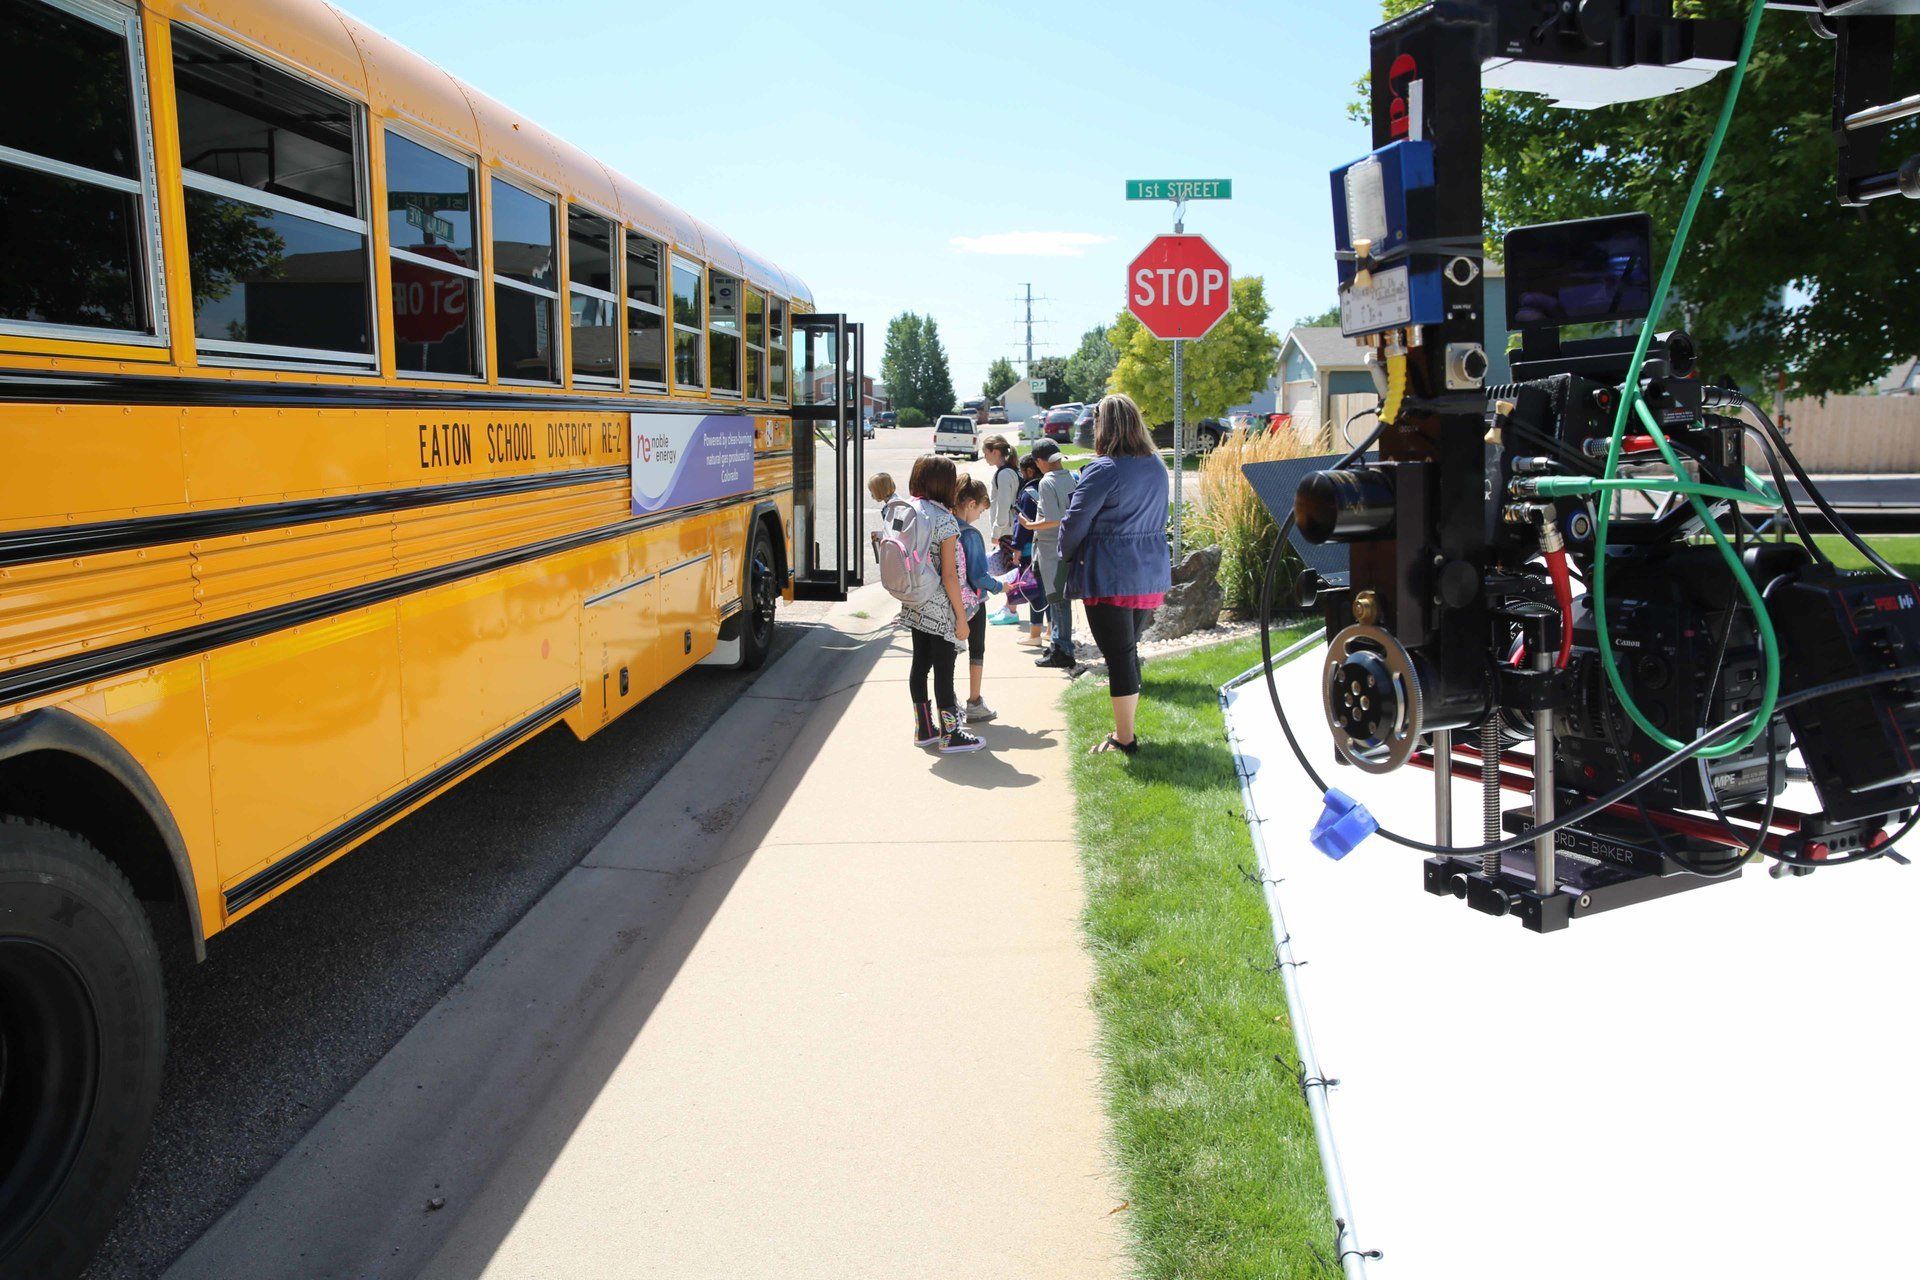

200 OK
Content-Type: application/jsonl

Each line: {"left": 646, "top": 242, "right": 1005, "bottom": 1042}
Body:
{"left": 738, "top": 520, "right": 779, "bottom": 671}
{"left": 0, "top": 819, "right": 165, "bottom": 1280}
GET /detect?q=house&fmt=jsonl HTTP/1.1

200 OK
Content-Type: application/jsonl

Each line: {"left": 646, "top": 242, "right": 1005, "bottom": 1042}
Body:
{"left": 1000, "top": 377, "right": 1043, "bottom": 433}
{"left": 802, "top": 371, "right": 890, "bottom": 417}
{"left": 1874, "top": 358, "right": 1920, "bottom": 395}
{"left": 1276, "top": 327, "right": 1378, "bottom": 448}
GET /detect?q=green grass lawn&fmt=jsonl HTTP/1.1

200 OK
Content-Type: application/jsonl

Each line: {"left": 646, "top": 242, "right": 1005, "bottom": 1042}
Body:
{"left": 1814, "top": 533, "right": 1920, "bottom": 578}
{"left": 1061, "top": 447, "right": 1201, "bottom": 474}
{"left": 1066, "top": 634, "right": 1334, "bottom": 1279}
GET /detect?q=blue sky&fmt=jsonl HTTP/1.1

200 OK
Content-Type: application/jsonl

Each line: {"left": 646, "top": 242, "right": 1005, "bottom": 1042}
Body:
{"left": 346, "top": 0, "right": 1379, "bottom": 396}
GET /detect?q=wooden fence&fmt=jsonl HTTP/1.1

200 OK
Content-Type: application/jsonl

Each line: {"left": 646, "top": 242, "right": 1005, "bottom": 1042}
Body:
{"left": 1286, "top": 387, "right": 1920, "bottom": 473}
{"left": 1779, "top": 394, "right": 1920, "bottom": 473}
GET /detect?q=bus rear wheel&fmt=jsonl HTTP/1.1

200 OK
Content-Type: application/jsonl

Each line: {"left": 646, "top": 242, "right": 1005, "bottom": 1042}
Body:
{"left": 738, "top": 521, "right": 779, "bottom": 670}
{"left": 0, "top": 819, "right": 165, "bottom": 1280}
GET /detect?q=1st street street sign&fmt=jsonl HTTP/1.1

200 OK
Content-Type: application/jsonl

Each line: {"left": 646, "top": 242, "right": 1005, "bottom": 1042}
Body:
{"left": 1125, "top": 179, "right": 1232, "bottom": 201}
{"left": 1126, "top": 235, "right": 1232, "bottom": 341}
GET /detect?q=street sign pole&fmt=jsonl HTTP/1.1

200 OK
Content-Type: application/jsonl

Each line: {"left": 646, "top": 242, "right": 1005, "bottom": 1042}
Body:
{"left": 1171, "top": 202, "right": 1186, "bottom": 565}
{"left": 1123, "top": 207, "right": 1232, "bottom": 572}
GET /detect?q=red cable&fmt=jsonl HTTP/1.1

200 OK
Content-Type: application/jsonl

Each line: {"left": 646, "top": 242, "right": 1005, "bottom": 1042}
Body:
{"left": 1546, "top": 548, "right": 1574, "bottom": 668}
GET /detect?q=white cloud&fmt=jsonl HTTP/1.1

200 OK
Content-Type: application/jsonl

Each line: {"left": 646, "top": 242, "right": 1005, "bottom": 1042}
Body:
{"left": 948, "top": 231, "right": 1116, "bottom": 258}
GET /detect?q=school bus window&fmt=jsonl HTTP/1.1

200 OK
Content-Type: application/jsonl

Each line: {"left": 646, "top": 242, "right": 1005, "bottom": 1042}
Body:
{"left": 567, "top": 206, "right": 619, "bottom": 385}
{"left": 671, "top": 254, "right": 703, "bottom": 389}
{"left": 709, "top": 270, "right": 741, "bottom": 398}
{"left": 0, "top": 0, "right": 161, "bottom": 340}
{"left": 625, "top": 231, "right": 666, "bottom": 389}
{"left": 173, "top": 25, "right": 373, "bottom": 365}
{"left": 768, "top": 296, "right": 788, "bottom": 402}
{"left": 491, "top": 176, "right": 560, "bottom": 383}
{"left": 385, "top": 130, "right": 481, "bottom": 378}
{"left": 743, "top": 286, "right": 767, "bottom": 400}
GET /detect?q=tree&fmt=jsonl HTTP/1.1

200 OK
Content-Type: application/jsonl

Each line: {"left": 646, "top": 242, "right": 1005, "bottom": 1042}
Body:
{"left": 880, "top": 313, "right": 924, "bottom": 418}
{"left": 1063, "top": 326, "right": 1119, "bottom": 404}
{"left": 1364, "top": 0, "right": 1920, "bottom": 396}
{"left": 1028, "top": 356, "right": 1071, "bottom": 408}
{"left": 1293, "top": 304, "right": 1341, "bottom": 330}
{"left": 879, "top": 311, "right": 957, "bottom": 417}
{"left": 919, "top": 315, "right": 956, "bottom": 416}
{"left": 983, "top": 356, "right": 1019, "bottom": 401}
{"left": 1110, "top": 275, "right": 1282, "bottom": 425}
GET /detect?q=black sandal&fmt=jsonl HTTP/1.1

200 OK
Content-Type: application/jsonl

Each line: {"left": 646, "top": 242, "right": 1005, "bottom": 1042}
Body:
{"left": 1091, "top": 733, "right": 1139, "bottom": 755}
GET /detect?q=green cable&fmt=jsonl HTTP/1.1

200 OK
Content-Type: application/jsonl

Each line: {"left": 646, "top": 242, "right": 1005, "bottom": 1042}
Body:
{"left": 1632, "top": 396, "right": 1782, "bottom": 752}
{"left": 1590, "top": 0, "right": 1772, "bottom": 759}
{"left": 1533, "top": 475, "right": 1780, "bottom": 507}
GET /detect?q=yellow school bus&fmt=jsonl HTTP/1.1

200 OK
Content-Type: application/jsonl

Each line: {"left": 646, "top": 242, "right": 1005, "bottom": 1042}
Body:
{"left": 0, "top": 0, "right": 865, "bottom": 1270}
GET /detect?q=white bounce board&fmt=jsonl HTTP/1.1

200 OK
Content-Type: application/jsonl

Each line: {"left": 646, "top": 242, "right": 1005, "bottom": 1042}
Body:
{"left": 1222, "top": 648, "right": 1917, "bottom": 1280}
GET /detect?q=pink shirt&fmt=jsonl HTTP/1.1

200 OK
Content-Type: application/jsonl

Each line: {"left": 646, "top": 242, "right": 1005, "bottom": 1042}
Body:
{"left": 1085, "top": 593, "right": 1165, "bottom": 609}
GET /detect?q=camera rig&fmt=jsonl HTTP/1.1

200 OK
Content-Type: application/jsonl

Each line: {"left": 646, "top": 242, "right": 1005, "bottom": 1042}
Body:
{"left": 1254, "top": 0, "right": 1920, "bottom": 931}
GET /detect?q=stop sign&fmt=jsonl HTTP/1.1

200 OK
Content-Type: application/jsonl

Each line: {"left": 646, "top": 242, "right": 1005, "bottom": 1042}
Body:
{"left": 1127, "top": 234, "right": 1232, "bottom": 340}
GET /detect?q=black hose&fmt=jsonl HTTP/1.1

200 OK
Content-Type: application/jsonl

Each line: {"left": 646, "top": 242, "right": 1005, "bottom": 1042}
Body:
{"left": 1738, "top": 422, "right": 1830, "bottom": 566}
{"left": 1732, "top": 392, "right": 1904, "bottom": 579}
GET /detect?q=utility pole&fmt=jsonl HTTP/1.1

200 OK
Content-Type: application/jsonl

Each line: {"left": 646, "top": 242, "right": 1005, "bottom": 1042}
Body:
{"left": 1021, "top": 282, "right": 1035, "bottom": 374}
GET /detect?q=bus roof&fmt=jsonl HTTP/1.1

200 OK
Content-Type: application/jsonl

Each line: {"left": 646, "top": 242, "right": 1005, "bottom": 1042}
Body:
{"left": 173, "top": 0, "right": 813, "bottom": 307}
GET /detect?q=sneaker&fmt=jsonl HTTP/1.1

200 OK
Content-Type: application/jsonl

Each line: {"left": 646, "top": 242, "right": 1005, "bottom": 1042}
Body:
{"left": 913, "top": 701, "right": 940, "bottom": 747}
{"left": 989, "top": 609, "right": 1020, "bottom": 626}
{"left": 939, "top": 709, "right": 985, "bottom": 754}
{"left": 1034, "top": 650, "right": 1077, "bottom": 670}
{"left": 965, "top": 697, "right": 997, "bottom": 722}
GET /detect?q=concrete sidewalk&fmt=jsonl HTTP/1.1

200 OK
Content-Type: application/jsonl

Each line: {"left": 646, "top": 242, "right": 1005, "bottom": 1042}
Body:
{"left": 168, "top": 588, "right": 1126, "bottom": 1279}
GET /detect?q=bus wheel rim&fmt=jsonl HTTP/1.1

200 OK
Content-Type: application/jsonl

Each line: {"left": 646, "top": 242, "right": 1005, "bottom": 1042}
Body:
{"left": 750, "top": 548, "right": 777, "bottom": 644}
{"left": 0, "top": 939, "right": 101, "bottom": 1259}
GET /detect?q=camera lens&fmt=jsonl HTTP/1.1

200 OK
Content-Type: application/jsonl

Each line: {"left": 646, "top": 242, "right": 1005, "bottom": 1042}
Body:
{"left": 1295, "top": 467, "right": 1396, "bottom": 544}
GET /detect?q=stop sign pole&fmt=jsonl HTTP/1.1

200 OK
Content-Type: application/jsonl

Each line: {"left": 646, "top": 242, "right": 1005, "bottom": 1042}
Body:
{"left": 1125, "top": 213, "right": 1232, "bottom": 563}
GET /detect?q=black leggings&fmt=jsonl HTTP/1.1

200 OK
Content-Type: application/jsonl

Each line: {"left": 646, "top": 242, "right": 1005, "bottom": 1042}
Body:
{"left": 909, "top": 625, "right": 958, "bottom": 710}
{"left": 1084, "top": 604, "right": 1155, "bottom": 698}
{"left": 967, "top": 604, "right": 986, "bottom": 665}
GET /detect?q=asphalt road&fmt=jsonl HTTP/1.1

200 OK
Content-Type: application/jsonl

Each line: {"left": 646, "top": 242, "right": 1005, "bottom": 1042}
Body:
{"left": 83, "top": 604, "right": 828, "bottom": 1279}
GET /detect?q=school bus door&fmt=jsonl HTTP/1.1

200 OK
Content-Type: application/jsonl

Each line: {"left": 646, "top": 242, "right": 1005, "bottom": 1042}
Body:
{"left": 790, "top": 314, "right": 865, "bottom": 601}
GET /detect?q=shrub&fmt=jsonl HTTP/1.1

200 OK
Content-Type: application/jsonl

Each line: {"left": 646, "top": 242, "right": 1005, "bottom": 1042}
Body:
{"left": 1185, "top": 424, "right": 1319, "bottom": 616}
{"left": 897, "top": 406, "right": 928, "bottom": 429}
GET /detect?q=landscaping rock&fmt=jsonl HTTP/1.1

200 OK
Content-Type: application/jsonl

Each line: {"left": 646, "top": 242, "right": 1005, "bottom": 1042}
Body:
{"left": 1143, "top": 545, "right": 1224, "bottom": 642}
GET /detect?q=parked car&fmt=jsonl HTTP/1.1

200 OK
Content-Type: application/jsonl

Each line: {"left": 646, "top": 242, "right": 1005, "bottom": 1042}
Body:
{"left": 934, "top": 413, "right": 981, "bottom": 460}
{"left": 1148, "top": 418, "right": 1230, "bottom": 452}
{"left": 1072, "top": 403, "right": 1097, "bottom": 447}
{"left": 873, "top": 409, "right": 897, "bottom": 429}
{"left": 987, "top": 403, "right": 1008, "bottom": 424}
{"left": 1043, "top": 407, "right": 1078, "bottom": 442}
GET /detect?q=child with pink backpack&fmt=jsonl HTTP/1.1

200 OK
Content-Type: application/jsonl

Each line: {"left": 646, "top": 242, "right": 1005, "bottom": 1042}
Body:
{"left": 873, "top": 455, "right": 983, "bottom": 754}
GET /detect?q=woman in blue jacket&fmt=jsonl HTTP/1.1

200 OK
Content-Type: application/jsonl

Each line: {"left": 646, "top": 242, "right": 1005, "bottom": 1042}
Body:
{"left": 1057, "top": 394, "right": 1171, "bottom": 754}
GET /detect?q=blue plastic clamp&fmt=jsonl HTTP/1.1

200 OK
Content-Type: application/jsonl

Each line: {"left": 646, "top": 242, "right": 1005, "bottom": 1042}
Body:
{"left": 1310, "top": 789, "right": 1378, "bottom": 861}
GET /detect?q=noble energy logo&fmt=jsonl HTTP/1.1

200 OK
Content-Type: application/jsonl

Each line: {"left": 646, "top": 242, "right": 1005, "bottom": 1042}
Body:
{"left": 630, "top": 414, "right": 756, "bottom": 515}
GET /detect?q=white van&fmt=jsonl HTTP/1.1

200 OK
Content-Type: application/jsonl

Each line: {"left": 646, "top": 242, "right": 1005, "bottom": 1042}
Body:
{"left": 933, "top": 414, "right": 980, "bottom": 460}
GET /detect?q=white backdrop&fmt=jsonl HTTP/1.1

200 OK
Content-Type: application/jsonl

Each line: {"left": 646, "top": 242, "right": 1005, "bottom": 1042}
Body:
{"left": 1224, "top": 653, "right": 1917, "bottom": 1280}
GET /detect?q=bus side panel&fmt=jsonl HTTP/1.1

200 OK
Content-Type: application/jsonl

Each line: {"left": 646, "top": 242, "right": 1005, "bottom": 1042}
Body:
{"left": 83, "top": 664, "right": 222, "bottom": 942}
{"left": 583, "top": 572, "right": 661, "bottom": 728}
{"left": 394, "top": 555, "right": 586, "bottom": 778}
{"left": 654, "top": 516, "right": 717, "bottom": 684}
{"left": 205, "top": 604, "right": 407, "bottom": 887}
{"left": 0, "top": 405, "right": 189, "bottom": 533}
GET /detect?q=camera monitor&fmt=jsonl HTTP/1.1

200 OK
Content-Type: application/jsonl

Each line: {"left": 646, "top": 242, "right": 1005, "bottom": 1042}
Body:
{"left": 1505, "top": 213, "right": 1655, "bottom": 330}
